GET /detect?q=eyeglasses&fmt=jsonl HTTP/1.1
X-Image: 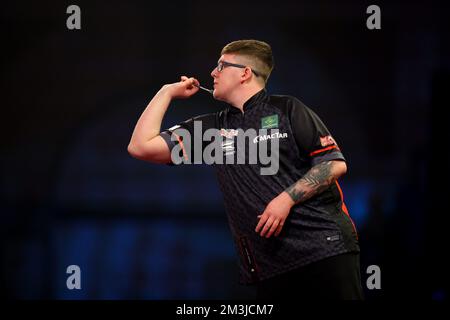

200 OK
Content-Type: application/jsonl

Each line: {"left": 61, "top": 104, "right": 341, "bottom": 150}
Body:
{"left": 216, "top": 61, "right": 261, "bottom": 77}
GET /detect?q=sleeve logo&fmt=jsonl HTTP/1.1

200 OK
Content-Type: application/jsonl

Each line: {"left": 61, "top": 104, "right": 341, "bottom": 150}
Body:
{"left": 320, "top": 135, "right": 337, "bottom": 147}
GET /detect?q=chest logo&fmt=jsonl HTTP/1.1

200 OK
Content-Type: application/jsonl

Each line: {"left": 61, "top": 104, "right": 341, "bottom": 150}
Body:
{"left": 261, "top": 114, "right": 278, "bottom": 129}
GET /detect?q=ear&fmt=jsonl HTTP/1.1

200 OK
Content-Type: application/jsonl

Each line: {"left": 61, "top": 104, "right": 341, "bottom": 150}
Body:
{"left": 240, "top": 67, "right": 253, "bottom": 83}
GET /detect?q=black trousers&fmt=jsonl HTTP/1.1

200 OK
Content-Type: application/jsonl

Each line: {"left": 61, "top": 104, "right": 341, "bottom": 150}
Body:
{"left": 256, "top": 252, "right": 364, "bottom": 300}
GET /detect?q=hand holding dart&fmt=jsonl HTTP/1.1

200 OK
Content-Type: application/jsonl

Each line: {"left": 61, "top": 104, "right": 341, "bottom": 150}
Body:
{"left": 193, "top": 83, "right": 213, "bottom": 94}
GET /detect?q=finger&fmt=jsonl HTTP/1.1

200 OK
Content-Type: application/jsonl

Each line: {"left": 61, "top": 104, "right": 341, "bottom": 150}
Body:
{"left": 255, "top": 214, "right": 268, "bottom": 233}
{"left": 180, "top": 76, "right": 188, "bottom": 81}
{"left": 274, "top": 221, "right": 285, "bottom": 237}
{"left": 266, "top": 220, "right": 280, "bottom": 238}
{"left": 184, "top": 77, "right": 198, "bottom": 90}
{"left": 192, "top": 78, "right": 200, "bottom": 87}
{"left": 260, "top": 217, "right": 274, "bottom": 237}
{"left": 188, "top": 77, "right": 198, "bottom": 88}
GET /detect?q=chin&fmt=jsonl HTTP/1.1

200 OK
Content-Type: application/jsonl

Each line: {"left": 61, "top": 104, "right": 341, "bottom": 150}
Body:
{"left": 212, "top": 90, "right": 222, "bottom": 100}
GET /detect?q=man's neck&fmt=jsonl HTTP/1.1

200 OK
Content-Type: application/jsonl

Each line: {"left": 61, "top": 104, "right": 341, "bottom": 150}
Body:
{"left": 229, "top": 85, "right": 264, "bottom": 113}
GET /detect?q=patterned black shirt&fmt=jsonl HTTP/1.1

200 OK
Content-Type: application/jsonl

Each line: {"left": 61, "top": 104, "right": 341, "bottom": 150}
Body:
{"left": 160, "top": 89, "right": 359, "bottom": 284}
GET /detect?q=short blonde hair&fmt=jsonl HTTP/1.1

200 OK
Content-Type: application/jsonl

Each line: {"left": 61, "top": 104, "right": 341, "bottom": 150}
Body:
{"left": 221, "top": 39, "right": 274, "bottom": 84}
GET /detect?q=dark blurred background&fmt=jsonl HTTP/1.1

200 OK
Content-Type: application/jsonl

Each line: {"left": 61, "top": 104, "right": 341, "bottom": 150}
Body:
{"left": 1, "top": 0, "right": 448, "bottom": 300}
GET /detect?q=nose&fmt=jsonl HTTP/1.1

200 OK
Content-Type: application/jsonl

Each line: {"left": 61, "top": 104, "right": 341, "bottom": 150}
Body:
{"left": 211, "top": 66, "right": 218, "bottom": 78}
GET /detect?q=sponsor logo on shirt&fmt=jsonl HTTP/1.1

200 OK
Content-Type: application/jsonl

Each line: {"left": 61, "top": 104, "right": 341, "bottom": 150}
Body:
{"left": 261, "top": 114, "right": 279, "bottom": 129}
{"left": 320, "top": 135, "right": 336, "bottom": 147}
{"left": 253, "top": 132, "right": 288, "bottom": 143}
{"left": 220, "top": 128, "right": 239, "bottom": 138}
{"left": 221, "top": 139, "right": 235, "bottom": 155}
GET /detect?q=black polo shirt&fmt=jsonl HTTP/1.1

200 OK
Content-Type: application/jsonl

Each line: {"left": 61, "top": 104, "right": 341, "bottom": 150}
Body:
{"left": 160, "top": 89, "right": 359, "bottom": 284}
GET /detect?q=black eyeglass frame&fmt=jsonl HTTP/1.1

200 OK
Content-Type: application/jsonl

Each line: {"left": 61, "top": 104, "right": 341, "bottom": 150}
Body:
{"left": 217, "top": 61, "right": 261, "bottom": 77}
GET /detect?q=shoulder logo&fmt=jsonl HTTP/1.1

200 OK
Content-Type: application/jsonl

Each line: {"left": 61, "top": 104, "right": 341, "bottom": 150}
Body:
{"left": 261, "top": 114, "right": 278, "bottom": 129}
{"left": 320, "top": 135, "right": 337, "bottom": 147}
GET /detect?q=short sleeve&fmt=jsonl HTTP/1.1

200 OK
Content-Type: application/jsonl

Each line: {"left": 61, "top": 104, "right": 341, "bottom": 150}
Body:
{"left": 289, "top": 98, "right": 346, "bottom": 166}
{"left": 159, "top": 113, "right": 218, "bottom": 164}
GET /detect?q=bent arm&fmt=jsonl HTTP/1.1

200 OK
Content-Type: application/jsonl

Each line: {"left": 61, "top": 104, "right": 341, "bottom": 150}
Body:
{"left": 127, "top": 76, "right": 199, "bottom": 164}
{"left": 127, "top": 87, "right": 173, "bottom": 163}
{"left": 284, "top": 160, "right": 347, "bottom": 204}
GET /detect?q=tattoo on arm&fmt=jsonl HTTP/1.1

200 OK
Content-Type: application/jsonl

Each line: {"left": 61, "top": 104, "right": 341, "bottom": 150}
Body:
{"left": 285, "top": 161, "right": 336, "bottom": 203}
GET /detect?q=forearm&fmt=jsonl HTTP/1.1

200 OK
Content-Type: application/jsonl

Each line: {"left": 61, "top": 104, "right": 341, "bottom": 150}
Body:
{"left": 285, "top": 160, "right": 346, "bottom": 204}
{"left": 128, "top": 86, "right": 172, "bottom": 147}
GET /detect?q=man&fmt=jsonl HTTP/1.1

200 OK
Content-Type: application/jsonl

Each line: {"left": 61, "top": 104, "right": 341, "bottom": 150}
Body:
{"left": 128, "top": 40, "right": 363, "bottom": 299}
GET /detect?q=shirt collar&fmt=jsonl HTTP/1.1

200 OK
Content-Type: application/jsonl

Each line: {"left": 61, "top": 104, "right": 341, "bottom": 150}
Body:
{"left": 228, "top": 89, "right": 267, "bottom": 114}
